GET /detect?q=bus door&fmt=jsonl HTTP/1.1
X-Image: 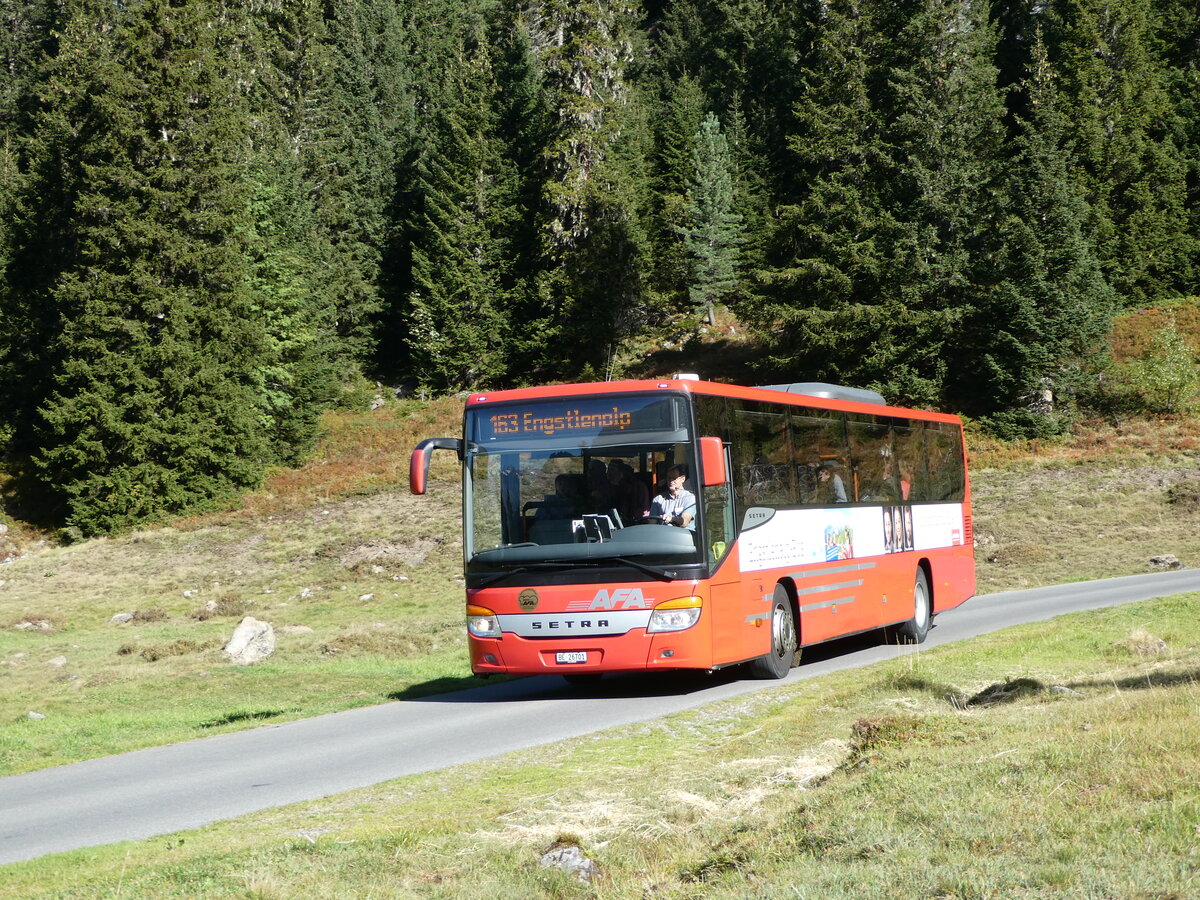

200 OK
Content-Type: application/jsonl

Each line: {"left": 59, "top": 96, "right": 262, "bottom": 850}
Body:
{"left": 697, "top": 438, "right": 758, "bottom": 666}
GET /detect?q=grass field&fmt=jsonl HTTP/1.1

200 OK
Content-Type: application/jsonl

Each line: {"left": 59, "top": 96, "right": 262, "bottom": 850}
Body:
{"left": 3, "top": 406, "right": 1200, "bottom": 776}
{"left": 2, "top": 594, "right": 1197, "bottom": 898}
{"left": 2, "top": 402, "right": 1200, "bottom": 895}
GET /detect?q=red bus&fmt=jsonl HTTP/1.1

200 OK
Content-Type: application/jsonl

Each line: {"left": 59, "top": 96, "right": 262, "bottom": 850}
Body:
{"left": 410, "top": 378, "right": 975, "bottom": 681}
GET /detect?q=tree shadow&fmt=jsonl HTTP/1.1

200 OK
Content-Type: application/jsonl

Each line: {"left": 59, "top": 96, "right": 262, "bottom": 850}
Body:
{"left": 1066, "top": 667, "right": 1200, "bottom": 694}
{"left": 639, "top": 335, "right": 772, "bottom": 384}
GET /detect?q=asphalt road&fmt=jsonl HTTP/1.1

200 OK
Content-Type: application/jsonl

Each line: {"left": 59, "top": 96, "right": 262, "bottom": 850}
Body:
{"left": 4, "top": 568, "right": 1200, "bottom": 866}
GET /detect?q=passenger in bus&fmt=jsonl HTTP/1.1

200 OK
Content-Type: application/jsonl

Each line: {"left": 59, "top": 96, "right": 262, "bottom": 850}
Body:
{"left": 587, "top": 459, "right": 612, "bottom": 511}
{"left": 819, "top": 460, "right": 848, "bottom": 503}
{"left": 651, "top": 464, "right": 696, "bottom": 531}
{"left": 607, "top": 459, "right": 650, "bottom": 525}
{"left": 536, "top": 473, "right": 582, "bottom": 520}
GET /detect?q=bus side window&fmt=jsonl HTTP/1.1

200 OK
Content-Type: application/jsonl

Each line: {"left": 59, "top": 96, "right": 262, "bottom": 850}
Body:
{"left": 892, "top": 423, "right": 920, "bottom": 502}
{"left": 927, "top": 422, "right": 965, "bottom": 501}
{"left": 790, "top": 411, "right": 849, "bottom": 505}
{"left": 847, "top": 415, "right": 892, "bottom": 502}
{"left": 730, "top": 404, "right": 786, "bottom": 507}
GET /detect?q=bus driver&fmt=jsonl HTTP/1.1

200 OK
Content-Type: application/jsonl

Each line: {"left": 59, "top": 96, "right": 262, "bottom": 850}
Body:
{"left": 651, "top": 464, "right": 696, "bottom": 530}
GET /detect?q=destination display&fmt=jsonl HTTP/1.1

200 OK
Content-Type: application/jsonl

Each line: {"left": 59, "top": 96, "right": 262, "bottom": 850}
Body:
{"left": 471, "top": 396, "right": 686, "bottom": 444}
{"left": 486, "top": 406, "right": 633, "bottom": 438}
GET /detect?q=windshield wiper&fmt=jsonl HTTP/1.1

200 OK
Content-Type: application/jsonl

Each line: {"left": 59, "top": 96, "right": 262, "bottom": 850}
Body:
{"left": 472, "top": 555, "right": 679, "bottom": 589}
{"left": 473, "top": 562, "right": 576, "bottom": 589}
{"left": 579, "top": 555, "right": 676, "bottom": 582}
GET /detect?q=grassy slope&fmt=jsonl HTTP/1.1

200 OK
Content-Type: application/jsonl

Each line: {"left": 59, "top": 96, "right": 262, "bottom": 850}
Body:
{"left": 3, "top": 406, "right": 1200, "bottom": 776}
{"left": 2, "top": 402, "right": 1200, "bottom": 895}
{"left": 3, "top": 595, "right": 1198, "bottom": 898}
{"left": 0, "top": 398, "right": 470, "bottom": 774}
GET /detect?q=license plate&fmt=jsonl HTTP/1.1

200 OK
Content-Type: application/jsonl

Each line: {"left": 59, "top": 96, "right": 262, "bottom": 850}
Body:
{"left": 556, "top": 651, "right": 588, "bottom": 665}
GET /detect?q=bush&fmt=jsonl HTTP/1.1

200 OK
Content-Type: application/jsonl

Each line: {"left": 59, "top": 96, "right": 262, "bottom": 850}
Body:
{"left": 1119, "top": 322, "right": 1200, "bottom": 414}
{"left": 1098, "top": 302, "right": 1200, "bottom": 416}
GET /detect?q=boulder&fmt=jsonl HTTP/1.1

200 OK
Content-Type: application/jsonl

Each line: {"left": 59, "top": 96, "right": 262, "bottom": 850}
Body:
{"left": 223, "top": 617, "right": 276, "bottom": 665}
{"left": 539, "top": 844, "right": 600, "bottom": 884}
{"left": 1150, "top": 554, "right": 1184, "bottom": 570}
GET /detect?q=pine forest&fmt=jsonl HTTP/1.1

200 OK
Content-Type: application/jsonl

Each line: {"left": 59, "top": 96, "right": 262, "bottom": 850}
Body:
{"left": 1, "top": 0, "right": 1198, "bottom": 534}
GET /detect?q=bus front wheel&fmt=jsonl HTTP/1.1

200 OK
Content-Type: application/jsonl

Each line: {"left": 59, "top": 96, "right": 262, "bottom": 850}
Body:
{"left": 895, "top": 568, "right": 931, "bottom": 644}
{"left": 749, "top": 585, "right": 797, "bottom": 679}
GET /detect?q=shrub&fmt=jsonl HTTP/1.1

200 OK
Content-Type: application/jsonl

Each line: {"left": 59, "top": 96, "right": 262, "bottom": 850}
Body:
{"left": 1120, "top": 322, "right": 1200, "bottom": 414}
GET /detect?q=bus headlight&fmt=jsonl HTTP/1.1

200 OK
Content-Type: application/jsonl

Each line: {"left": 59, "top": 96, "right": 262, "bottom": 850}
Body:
{"left": 466, "top": 604, "right": 501, "bottom": 638}
{"left": 647, "top": 596, "right": 702, "bottom": 633}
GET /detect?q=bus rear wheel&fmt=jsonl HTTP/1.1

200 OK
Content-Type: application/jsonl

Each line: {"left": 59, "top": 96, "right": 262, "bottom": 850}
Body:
{"left": 894, "top": 568, "right": 931, "bottom": 644}
{"left": 749, "top": 585, "right": 797, "bottom": 679}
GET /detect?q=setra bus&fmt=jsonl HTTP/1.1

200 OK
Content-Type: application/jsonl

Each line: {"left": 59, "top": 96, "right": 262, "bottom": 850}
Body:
{"left": 410, "top": 377, "right": 975, "bottom": 681}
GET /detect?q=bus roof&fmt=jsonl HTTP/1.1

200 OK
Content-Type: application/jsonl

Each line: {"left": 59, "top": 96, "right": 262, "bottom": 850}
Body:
{"left": 466, "top": 378, "right": 963, "bottom": 425}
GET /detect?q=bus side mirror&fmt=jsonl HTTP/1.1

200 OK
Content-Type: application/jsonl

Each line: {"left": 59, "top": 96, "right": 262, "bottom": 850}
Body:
{"left": 410, "top": 438, "right": 462, "bottom": 495}
{"left": 699, "top": 436, "right": 728, "bottom": 487}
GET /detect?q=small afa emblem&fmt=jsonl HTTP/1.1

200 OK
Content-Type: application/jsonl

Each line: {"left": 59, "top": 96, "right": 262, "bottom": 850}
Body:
{"left": 518, "top": 589, "right": 539, "bottom": 611}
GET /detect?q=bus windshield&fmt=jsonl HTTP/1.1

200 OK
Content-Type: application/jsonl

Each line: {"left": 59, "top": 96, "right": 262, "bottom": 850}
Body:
{"left": 463, "top": 394, "right": 703, "bottom": 574}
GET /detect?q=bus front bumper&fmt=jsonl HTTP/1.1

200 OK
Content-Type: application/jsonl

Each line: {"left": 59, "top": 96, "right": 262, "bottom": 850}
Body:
{"left": 467, "top": 624, "right": 711, "bottom": 677}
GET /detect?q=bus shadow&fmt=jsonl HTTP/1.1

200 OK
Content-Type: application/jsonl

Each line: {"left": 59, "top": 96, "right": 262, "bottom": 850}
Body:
{"left": 392, "top": 667, "right": 748, "bottom": 704}
{"left": 795, "top": 628, "right": 900, "bottom": 665}
{"left": 390, "top": 628, "right": 930, "bottom": 704}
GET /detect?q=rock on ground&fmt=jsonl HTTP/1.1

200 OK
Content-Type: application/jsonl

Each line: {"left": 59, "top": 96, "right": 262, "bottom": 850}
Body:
{"left": 539, "top": 844, "right": 600, "bottom": 884}
{"left": 223, "top": 617, "right": 276, "bottom": 665}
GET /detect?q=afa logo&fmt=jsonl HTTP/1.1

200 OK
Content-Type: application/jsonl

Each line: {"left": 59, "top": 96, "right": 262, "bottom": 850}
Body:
{"left": 590, "top": 588, "right": 651, "bottom": 610}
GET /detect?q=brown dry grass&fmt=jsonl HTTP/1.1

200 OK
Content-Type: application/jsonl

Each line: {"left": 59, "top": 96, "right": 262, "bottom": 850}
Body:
{"left": 173, "top": 397, "right": 464, "bottom": 529}
{"left": 3, "top": 389, "right": 1199, "bottom": 776}
{"left": 1109, "top": 296, "right": 1200, "bottom": 361}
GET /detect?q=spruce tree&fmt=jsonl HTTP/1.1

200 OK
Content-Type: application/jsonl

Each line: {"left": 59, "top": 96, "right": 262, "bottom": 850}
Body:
{"left": 756, "top": 0, "right": 1008, "bottom": 407}
{"left": 404, "top": 40, "right": 510, "bottom": 391}
{"left": 215, "top": 1, "right": 342, "bottom": 460}
{"left": 489, "top": 7, "right": 553, "bottom": 351}
{"left": 754, "top": 0, "right": 898, "bottom": 388}
{"left": 8, "top": 0, "right": 270, "bottom": 533}
{"left": 1042, "top": 0, "right": 1191, "bottom": 304}
{"left": 647, "top": 72, "right": 707, "bottom": 312}
{"left": 310, "top": 0, "right": 416, "bottom": 369}
{"left": 1154, "top": 1, "right": 1200, "bottom": 294}
{"left": 522, "top": 0, "right": 650, "bottom": 379}
{"left": 952, "top": 31, "right": 1115, "bottom": 433}
{"left": 0, "top": 0, "right": 60, "bottom": 449}
{"left": 678, "top": 112, "right": 743, "bottom": 324}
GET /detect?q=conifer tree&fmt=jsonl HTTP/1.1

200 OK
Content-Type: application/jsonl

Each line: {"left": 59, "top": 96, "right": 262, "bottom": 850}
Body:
{"left": 6, "top": 0, "right": 270, "bottom": 533}
{"left": 754, "top": 0, "right": 897, "bottom": 388}
{"left": 1154, "top": 0, "right": 1200, "bottom": 293}
{"left": 215, "top": 1, "right": 343, "bottom": 459}
{"left": 649, "top": 0, "right": 800, "bottom": 233}
{"left": 523, "top": 0, "right": 649, "bottom": 378}
{"left": 952, "top": 31, "right": 1115, "bottom": 434}
{"left": 489, "top": 7, "right": 553, "bottom": 342}
{"left": 757, "top": 0, "right": 1006, "bottom": 406}
{"left": 1042, "top": 0, "right": 1190, "bottom": 304}
{"left": 648, "top": 72, "right": 706, "bottom": 313}
{"left": 404, "top": 40, "right": 510, "bottom": 391}
{"left": 0, "top": 0, "right": 59, "bottom": 448}
{"left": 309, "top": 0, "right": 416, "bottom": 368}
{"left": 679, "top": 112, "right": 743, "bottom": 324}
